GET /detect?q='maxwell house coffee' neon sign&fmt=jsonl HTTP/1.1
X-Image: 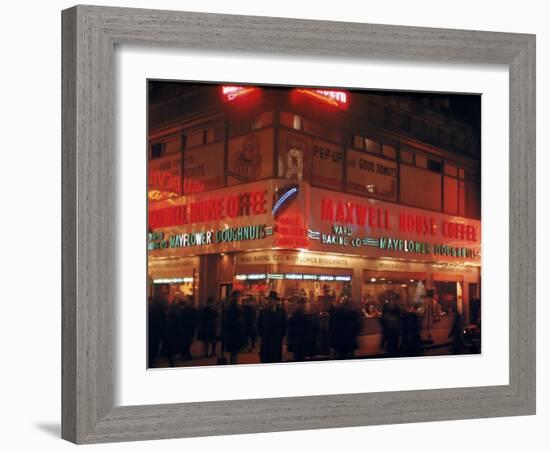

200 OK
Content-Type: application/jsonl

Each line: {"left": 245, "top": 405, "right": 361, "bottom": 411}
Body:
{"left": 320, "top": 198, "right": 478, "bottom": 242}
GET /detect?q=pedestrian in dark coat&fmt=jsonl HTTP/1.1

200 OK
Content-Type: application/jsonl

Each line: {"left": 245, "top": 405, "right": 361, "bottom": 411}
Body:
{"left": 330, "top": 299, "right": 362, "bottom": 359}
{"left": 197, "top": 297, "right": 219, "bottom": 357}
{"left": 179, "top": 296, "right": 197, "bottom": 361}
{"left": 162, "top": 300, "right": 180, "bottom": 367}
{"left": 381, "top": 299, "right": 402, "bottom": 356}
{"left": 258, "top": 291, "right": 287, "bottom": 363}
{"left": 223, "top": 292, "right": 245, "bottom": 364}
{"left": 148, "top": 296, "right": 163, "bottom": 368}
{"left": 401, "top": 305, "right": 422, "bottom": 356}
{"left": 409, "top": 307, "right": 422, "bottom": 355}
{"left": 241, "top": 298, "right": 258, "bottom": 351}
{"left": 287, "top": 298, "right": 318, "bottom": 361}
{"left": 448, "top": 308, "right": 464, "bottom": 354}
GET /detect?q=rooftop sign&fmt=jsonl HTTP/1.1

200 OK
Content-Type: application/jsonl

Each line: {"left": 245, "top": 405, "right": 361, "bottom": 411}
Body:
{"left": 296, "top": 88, "right": 349, "bottom": 108}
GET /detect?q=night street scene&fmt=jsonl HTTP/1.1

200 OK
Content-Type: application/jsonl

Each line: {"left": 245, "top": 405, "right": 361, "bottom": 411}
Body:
{"left": 147, "top": 82, "right": 481, "bottom": 368}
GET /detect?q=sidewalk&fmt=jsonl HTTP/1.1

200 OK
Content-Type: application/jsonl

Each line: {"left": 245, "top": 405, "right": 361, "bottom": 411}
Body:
{"left": 150, "top": 329, "right": 452, "bottom": 368}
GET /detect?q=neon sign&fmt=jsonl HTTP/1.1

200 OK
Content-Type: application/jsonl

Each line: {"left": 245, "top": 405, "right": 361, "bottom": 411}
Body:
{"left": 378, "top": 236, "right": 479, "bottom": 259}
{"left": 236, "top": 274, "right": 266, "bottom": 281}
{"left": 235, "top": 273, "right": 352, "bottom": 282}
{"left": 149, "top": 169, "right": 182, "bottom": 195}
{"left": 272, "top": 183, "right": 299, "bottom": 218}
{"left": 149, "top": 189, "right": 267, "bottom": 229}
{"left": 167, "top": 224, "right": 267, "bottom": 249}
{"left": 321, "top": 198, "right": 391, "bottom": 230}
{"left": 274, "top": 214, "right": 308, "bottom": 248}
{"left": 153, "top": 277, "right": 193, "bottom": 284}
{"left": 221, "top": 85, "right": 256, "bottom": 102}
{"left": 316, "top": 225, "right": 378, "bottom": 248}
{"left": 296, "top": 88, "right": 349, "bottom": 108}
{"left": 320, "top": 198, "right": 478, "bottom": 243}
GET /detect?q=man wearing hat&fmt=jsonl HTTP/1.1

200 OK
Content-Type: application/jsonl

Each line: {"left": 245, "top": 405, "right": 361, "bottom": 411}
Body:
{"left": 258, "top": 291, "right": 287, "bottom": 363}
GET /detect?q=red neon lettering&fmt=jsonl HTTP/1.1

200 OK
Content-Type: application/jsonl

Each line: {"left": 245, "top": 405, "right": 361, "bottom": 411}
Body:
{"left": 321, "top": 199, "right": 334, "bottom": 221}
{"left": 442, "top": 221, "right": 477, "bottom": 242}
{"left": 226, "top": 195, "right": 239, "bottom": 218}
{"left": 430, "top": 217, "right": 437, "bottom": 235}
{"left": 356, "top": 204, "right": 367, "bottom": 226}
{"left": 221, "top": 85, "right": 256, "bottom": 101}
{"left": 368, "top": 207, "right": 377, "bottom": 228}
{"left": 297, "top": 88, "right": 349, "bottom": 108}
{"left": 335, "top": 202, "right": 346, "bottom": 222}
{"left": 345, "top": 202, "right": 355, "bottom": 224}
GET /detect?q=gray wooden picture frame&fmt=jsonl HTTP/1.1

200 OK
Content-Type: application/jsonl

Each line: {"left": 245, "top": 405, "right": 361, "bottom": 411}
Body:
{"left": 61, "top": 5, "right": 536, "bottom": 444}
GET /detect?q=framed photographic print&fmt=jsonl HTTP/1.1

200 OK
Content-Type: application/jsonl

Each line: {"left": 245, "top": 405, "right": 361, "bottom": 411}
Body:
{"left": 62, "top": 5, "right": 536, "bottom": 444}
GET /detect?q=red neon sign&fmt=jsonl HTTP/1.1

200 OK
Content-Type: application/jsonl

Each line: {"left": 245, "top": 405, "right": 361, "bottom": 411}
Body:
{"left": 321, "top": 198, "right": 478, "bottom": 242}
{"left": 149, "top": 189, "right": 267, "bottom": 229}
{"left": 321, "top": 198, "right": 391, "bottom": 230}
{"left": 221, "top": 85, "right": 256, "bottom": 102}
{"left": 297, "top": 88, "right": 349, "bottom": 108}
{"left": 273, "top": 214, "right": 309, "bottom": 248}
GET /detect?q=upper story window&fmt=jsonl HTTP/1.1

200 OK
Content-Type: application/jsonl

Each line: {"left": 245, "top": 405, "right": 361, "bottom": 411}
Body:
{"left": 150, "top": 142, "right": 165, "bottom": 159}
{"left": 364, "top": 138, "right": 381, "bottom": 155}
{"left": 426, "top": 159, "right": 442, "bottom": 173}
{"left": 353, "top": 135, "right": 364, "bottom": 150}
{"left": 251, "top": 110, "right": 274, "bottom": 130}
{"left": 400, "top": 147, "right": 441, "bottom": 173}
{"left": 382, "top": 144, "right": 397, "bottom": 160}
{"left": 280, "top": 111, "right": 301, "bottom": 130}
{"left": 185, "top": 130, "right": 206, "bottom": 148}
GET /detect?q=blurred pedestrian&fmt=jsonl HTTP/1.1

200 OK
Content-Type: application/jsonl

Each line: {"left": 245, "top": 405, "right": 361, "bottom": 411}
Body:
{"left": 179, "top": 295, "right": 197, "bottom": 361}
{"left": 258, "top": 291, "right": 287, "bottom": 363}
{"left": 401, "top": 305, "right": 422, "bottom": 356}
{"left": 242, "top": 297, "right": 258, "bottom": 352}
{"left": 381, "top": 296, "right": 401, "bottom": 356}
{"left": 197, "top": 297, "right": 219, "bottom": 357}
{"left": 287, "top": 298, "right": 318, "bottom": 361}
{"left": 317, "top": 309, "right": 331, "bottom": 355}
{"left": 163, "top": 299, "right": 180, "bottom": 367}
{"left": 330, "top": 298, "right": 362, "bottom": 359}
{"left": 148, "top": 296, "right": 163, "bottom": 367}
{"left": 448, "top": 306, "right": 464, "bottom": 354}
{"left": 223, "top": 291, "right": 245, "bottom": 364}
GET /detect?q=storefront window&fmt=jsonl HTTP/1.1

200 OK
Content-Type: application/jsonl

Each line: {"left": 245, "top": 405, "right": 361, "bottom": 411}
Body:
{"left": 233, "top": 270, "right": 352, "bottom": 314}
{"left": 432, "top": 281, "right": 458, "bottom": 315}
{"left": 152, "top": 278, "right": 195, "bottom": 304}
{"left": 362, "top": 274, "right": 427, "bottom": 318}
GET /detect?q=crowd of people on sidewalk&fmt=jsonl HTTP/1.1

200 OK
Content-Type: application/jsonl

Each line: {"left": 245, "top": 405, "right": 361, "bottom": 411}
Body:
{"left": 148, "top": 289, "right": 469, "bottom": 367}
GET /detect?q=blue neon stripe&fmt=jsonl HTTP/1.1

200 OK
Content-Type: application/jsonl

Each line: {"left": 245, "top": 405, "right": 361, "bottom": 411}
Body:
{"left": 272, "top": 187, "right": 298, "bottom": 216}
